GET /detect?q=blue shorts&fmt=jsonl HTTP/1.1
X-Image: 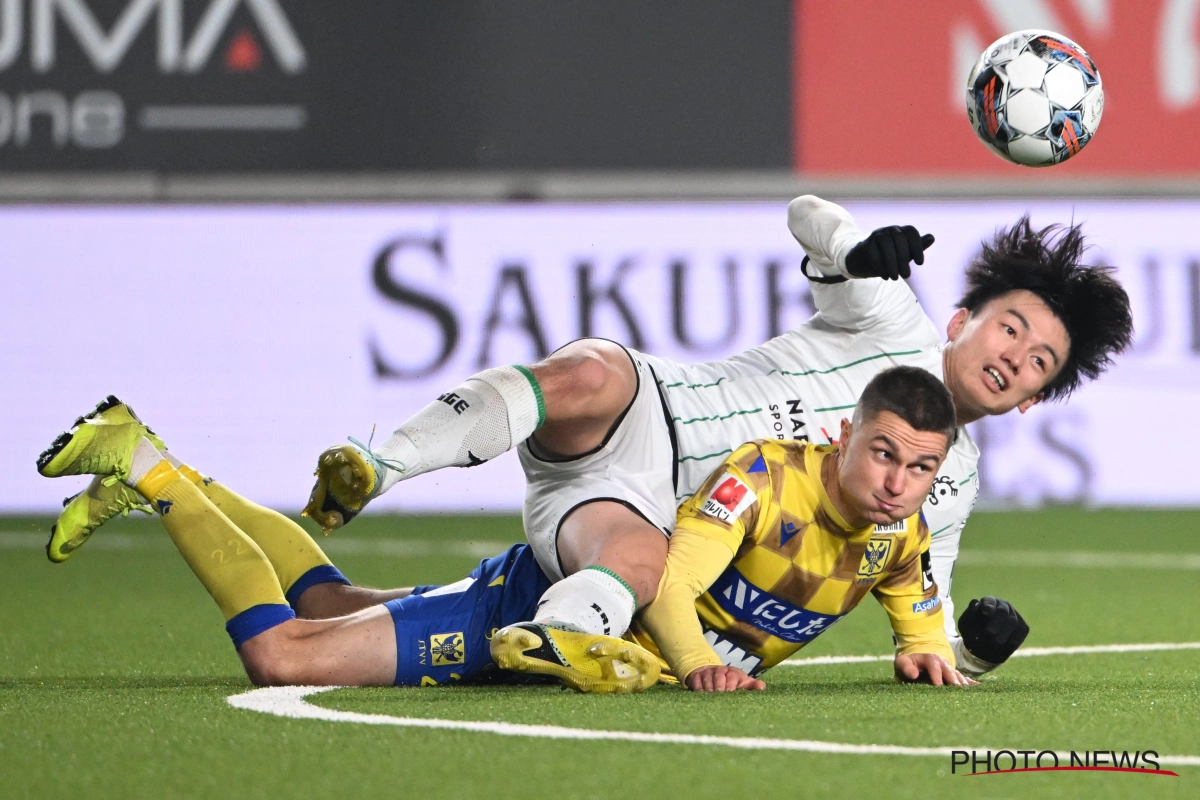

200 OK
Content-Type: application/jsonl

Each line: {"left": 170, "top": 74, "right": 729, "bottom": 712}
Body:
{"left": 384, "top": 543, "right": 554, "bottom": 686}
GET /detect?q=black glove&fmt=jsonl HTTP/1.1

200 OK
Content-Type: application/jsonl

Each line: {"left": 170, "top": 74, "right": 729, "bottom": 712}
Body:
{"left": 844, "top": 225, "right": 935, "bottom": 280}
{"left": 958, "top": 596, "right": 1030, "bottom": 665}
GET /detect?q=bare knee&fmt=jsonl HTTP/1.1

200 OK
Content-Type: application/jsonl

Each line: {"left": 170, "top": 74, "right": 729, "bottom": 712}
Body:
{"left": 238, "top": 626, "right": 307, "bottom": 686}
{"left": 295, "top": 582, "right": 413, "bottom": 620}
{"left": 533, "top": 339, "right": 636, "bottom": 425}
{"left": 603, "top": 536, "right": 667, "bottom": 606}
{"left": 558, "top": 502, "right": 669, "bottom": 607}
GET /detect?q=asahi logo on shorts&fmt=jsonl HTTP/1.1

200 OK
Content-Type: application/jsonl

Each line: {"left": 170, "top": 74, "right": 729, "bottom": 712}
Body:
{"left": 699, "top": 474, "right": 756, "bottom": 523}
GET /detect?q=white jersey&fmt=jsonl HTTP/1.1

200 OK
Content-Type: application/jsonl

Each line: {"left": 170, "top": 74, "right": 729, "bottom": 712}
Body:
{"left": 642, "top": 196, "right": 980, "bottom": 656}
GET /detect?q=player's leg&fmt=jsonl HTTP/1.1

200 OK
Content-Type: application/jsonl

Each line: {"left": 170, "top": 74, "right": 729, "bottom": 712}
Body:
{"left": 304, "top": 338, "right": 637, "bottom": 532}
{"left": 514, "top": 349, "right": 678, "bottom": 639}
{"left": 182, "top": 470, "right": 411, "bottom": 618}
{"left": 533, "top": 502, "right": 667, "bottom": 633}
{"left": 527, "top": 339, "right": 640, "bottom": 457}
{"left": 36, "top": 408, "right": 398, "bottom": 685}
{"left": 42, "top": 398, "right": 407, "bottom": 619}
{"left": 238, "top": 607, "right": 397, "bottom": 686}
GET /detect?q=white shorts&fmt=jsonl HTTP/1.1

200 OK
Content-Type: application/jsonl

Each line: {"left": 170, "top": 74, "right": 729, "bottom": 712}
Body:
{"left": 517, "top": 346, "right": 678, "bottom": 582}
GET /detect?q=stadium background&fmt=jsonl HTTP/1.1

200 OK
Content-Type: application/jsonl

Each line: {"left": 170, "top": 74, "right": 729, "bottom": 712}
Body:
{"left": 3, "top": 3, "right": 1200, "bottom": 799}
{"left": 4, "top": 0, "right": 1200, "bottom": 513}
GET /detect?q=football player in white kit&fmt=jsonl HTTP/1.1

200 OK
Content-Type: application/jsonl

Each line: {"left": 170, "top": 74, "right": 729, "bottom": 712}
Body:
{"left": 305, "top": 195, "right": 1133, "bottom": 678}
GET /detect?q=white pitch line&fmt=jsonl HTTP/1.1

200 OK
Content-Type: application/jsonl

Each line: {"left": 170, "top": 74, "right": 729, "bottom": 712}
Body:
{"left": 779, "top": 641, "right": 1200, "bottom": 667}
{"left": 0, "top": 531, "right": 514, "bottom": 559}
{"left": 956, "top": 550, "right": 1200, "bottom": 569}
{"left": 226, "top": 685, "right": 1200, "bottom": 766}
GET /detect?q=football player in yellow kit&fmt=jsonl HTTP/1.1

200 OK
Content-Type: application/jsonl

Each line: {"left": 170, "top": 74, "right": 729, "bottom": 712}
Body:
{"left": 627, "top": 364, "right": 972, "bottom": 690}
{"left": 496, "top": 365, "right": 976, "bottom": 690}
{"left": 37, "top": 365, "right": 969, "bottom": 693}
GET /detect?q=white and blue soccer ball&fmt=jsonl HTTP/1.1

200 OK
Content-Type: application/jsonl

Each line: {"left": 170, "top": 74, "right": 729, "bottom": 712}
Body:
{"left": 966, "top": 29, "right": 1103, "bottom": 167}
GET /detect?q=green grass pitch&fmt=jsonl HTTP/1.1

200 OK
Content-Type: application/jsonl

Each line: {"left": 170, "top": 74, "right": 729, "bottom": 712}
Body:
{"left": 2, "top": 508, "right": 1198, "bottom": 799}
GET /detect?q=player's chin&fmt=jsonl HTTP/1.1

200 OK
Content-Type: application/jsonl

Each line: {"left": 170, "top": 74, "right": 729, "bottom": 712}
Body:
{"left": 971, "top": 383, "right": 1021, "bottom": 416}
{"left": 863, "top": 500, "right": 908, "bottom": 525}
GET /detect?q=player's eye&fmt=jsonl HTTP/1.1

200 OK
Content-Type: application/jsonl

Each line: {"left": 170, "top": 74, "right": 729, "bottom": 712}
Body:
{"left": 1033, "top": 356, "right": 1045, "bottom": 370}
{"left": 1004, "top": 324, "right": 1015, "bottom": 336}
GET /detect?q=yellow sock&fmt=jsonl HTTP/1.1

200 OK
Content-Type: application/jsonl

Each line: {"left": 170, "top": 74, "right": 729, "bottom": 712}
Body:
{"left": 177, "top": 465, "right": 350, "bottom": 607}
{"left": 136, "top": 463, "right": 294, "bottom": 647}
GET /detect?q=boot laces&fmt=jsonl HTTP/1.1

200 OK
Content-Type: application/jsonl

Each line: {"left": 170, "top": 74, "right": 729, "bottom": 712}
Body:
{"left": 348, "top": 424, "right": 407, "bottom": 475}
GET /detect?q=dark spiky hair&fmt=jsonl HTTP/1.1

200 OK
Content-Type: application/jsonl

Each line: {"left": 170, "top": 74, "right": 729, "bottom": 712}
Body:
{"left": 957, "top": 216, "right": 1133, "bottom": 402}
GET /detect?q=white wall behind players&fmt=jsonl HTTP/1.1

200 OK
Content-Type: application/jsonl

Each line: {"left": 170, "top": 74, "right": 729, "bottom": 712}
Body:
{"left": 2, "top": 201, "right": 1195, "bottom": 512}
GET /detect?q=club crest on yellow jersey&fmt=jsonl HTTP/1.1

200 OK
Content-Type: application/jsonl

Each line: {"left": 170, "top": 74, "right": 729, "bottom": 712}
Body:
{"left": 430, "top": 631, "right": 465, "bottom": 666}
{"left": 856, "top": 538, "right": 893, "bottom": 580}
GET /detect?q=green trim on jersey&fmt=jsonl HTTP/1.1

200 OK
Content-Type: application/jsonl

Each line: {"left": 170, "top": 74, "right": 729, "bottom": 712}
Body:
{"left": 661, "top": 377, "right": 728, "bottom": 390}
{"left": 959, "top": 471, "right": 977, "bottom": 486}
{"left": 678, "top": 448, "right": 734, "bottom": 463}
{"left": 513, "top": 365, "right": 546, "bottom": 428}
{"left": 659, "top": 349, "right": 923, "bottom": 390}
{"left": 673, "top": 407, "right": 762, "bottom": 425}
{"left": 768, "top": 349, "right": 923, "bottom": 378}
{"left": 812, "top": 403, "right": 856, "bottom": 413}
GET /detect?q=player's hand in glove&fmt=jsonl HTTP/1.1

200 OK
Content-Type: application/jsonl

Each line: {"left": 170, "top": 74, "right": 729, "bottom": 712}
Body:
{"left": 958, "top": 596, "right": 1030, "bottom": 666}
{"left": 844, "top": 225, "right": 936, "bottom": 280}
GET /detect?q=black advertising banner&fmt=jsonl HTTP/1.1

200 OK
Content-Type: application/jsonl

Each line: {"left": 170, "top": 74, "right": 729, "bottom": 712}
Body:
{"left": 0, "top": 1, "right": 791, "bottom": 171}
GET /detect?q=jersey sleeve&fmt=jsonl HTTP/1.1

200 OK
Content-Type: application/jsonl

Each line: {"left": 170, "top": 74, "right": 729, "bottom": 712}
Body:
{"left": 638, "top": 443, "right": 769, "bottom": 681}
{"left": 637, "top": 528, "right": 739, "bottom": 681}
{"left": 931, "top": 514, "right": 1002, "bottom": 678}
{"left": 673, "top": 442, "right": 768, "bottom": 552}
{"left": 871, "top": 519, "right": 954, "bottom": 665}
{"left": 786, "top": 194, "right": 932, "bottom": 337}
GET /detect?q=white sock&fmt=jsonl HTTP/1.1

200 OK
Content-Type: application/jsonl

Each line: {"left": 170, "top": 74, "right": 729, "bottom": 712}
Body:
{"left": 161, "top": 450, "right": 184, "bottom": 469}
{"left": 375, "top": 366, "right": 544, "bottom": 493}
{"left": 533, "top": 567, "right": 637, "bottom": 637}
{"left": 125, "top": 437, "right": 168, "bottom": 487}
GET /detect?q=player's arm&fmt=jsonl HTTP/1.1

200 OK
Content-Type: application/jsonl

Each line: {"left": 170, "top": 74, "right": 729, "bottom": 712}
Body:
{"left": 953, "top": 597, "right": 1030, "bottom": 677}
{"left": 927, "top": 518, "right": 1030, "bottom": 677}
{"left": 872, "top": 526, "right": 975, "bottom": 686}
{"left": 638, "top": 445, "right": 766, "bottom": 691}
{"left": 786, "top": 195, "right": 935, "bottom": 333}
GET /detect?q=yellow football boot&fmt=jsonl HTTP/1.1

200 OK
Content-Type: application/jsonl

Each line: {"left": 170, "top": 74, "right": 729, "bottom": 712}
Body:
{"left": 36, "top": 396, "right": 158, "bottom": 481}
{"left": 490, "top": 622, "right": 661, "bottom": 694}
{"left": 38, "top": 397, "right": 167, "bottom": 563}
{"left": 303, "top": 441, "right": 392, "bottom": 534}
{"left": 47, "top": 477, "right": 151, "bottom": 563}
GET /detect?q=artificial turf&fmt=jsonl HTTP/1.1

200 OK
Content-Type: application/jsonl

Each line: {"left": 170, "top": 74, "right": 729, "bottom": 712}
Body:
{"left": 1, "top": 508, "right": 1197, "bottom": 799}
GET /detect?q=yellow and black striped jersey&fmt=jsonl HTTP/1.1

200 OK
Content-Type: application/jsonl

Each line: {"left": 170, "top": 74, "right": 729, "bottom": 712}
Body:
{"left": 631, "top": 438, "right": 948, "bottom": 678}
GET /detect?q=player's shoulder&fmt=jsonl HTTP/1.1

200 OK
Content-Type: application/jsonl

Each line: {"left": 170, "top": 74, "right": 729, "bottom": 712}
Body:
{"left": 739, "top": 439, "right": 830, "bottom": 481}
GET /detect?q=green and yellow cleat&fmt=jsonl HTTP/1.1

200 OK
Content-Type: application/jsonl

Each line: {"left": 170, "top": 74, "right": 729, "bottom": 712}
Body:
{"left": 47, "top": 477, "right": 151, "bottom": 563}
{"left": 490, "top": 622, "right": 661, "bottom": 694}
{"left": 36, "top": 396, "right": 160, "bottom": 481}
{"left": 302, "top": 442, "right": 391, "bottom": 534}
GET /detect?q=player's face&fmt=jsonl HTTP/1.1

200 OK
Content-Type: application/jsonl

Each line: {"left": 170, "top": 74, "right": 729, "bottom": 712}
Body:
{"left": 944, "top": 290, "right": 1070, "bottom": 422}
{"left": 834, "top": 411, "right": 948, "bottom": 527}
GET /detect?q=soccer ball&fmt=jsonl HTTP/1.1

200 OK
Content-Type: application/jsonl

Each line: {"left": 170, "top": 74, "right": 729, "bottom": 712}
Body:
{"left": 965, "top": 30, "right": 1103, "bottom": 167}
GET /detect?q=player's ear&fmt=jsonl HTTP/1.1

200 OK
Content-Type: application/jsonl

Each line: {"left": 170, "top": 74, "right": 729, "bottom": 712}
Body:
{"left": 1017, "top": 393, "right": 1043, "bottom": 414}
{"left": 946, "top": 308, "right": 970, "bottom": 341}
{"left": 839, "top": 417, "right": 853, "bottom": 447}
